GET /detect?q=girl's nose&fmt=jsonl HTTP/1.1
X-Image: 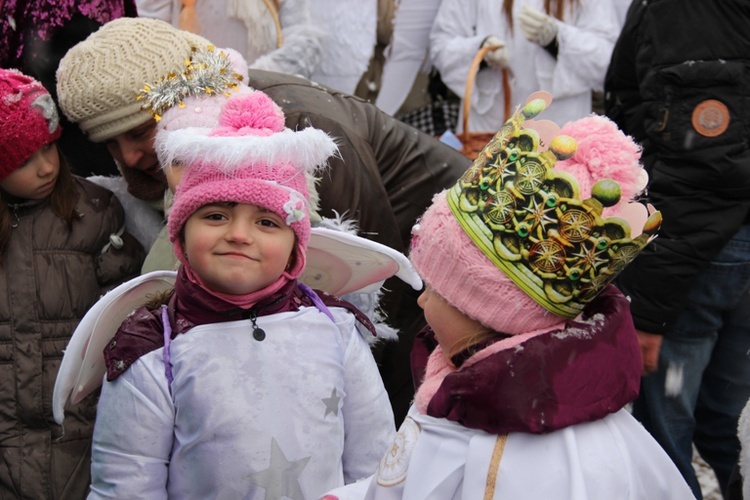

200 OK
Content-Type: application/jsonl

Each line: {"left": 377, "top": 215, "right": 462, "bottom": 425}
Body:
{"left": 38, "top": 156, "right": 56, "bottom": 177}
{"left": 226, "top": 220, "right": 254, "bottom": 244}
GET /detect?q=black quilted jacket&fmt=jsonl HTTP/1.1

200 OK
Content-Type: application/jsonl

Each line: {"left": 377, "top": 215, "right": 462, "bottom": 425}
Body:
{"left": 605, "top": 0, "right": 750, "bottom": 335}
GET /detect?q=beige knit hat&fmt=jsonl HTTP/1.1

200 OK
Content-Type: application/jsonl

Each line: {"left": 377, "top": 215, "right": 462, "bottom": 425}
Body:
{"left": 56, "top": 18, "right": 211, "bottom": 143}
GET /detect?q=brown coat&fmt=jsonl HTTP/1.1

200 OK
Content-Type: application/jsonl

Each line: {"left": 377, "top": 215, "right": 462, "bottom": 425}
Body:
{"left": 0, "top": 177, "right": 144, "bottom": 499}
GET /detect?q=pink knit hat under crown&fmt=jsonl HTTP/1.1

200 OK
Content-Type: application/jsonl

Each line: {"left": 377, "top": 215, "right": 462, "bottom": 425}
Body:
{"left": 166, "top": 90, "right": 338, "bottom": 277}
{"left": 411, "top": 191, "right": 562, "bottom": 335}
{"left": 410, "top": 96, "right": 659, "bottom": 335}
{"left": 0, "top": 68, "right": 62, "bottom": 181}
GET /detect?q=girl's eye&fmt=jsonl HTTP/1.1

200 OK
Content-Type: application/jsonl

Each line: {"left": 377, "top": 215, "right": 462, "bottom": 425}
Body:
{"left": 258, "top": 218, "right": 280, "bottom": 228}
{"left": 204, "top": 212, "right": 228, "bottom": 221}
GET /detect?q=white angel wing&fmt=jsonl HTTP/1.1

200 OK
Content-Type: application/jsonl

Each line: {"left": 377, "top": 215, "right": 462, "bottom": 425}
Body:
{"left": 375, "top": 0, "right": 443, "bottom": 115}
{"left": 303, "top": 227, "right": 422, "bottom": 296}
{"left": 53, "top": 271, "right": 177, "bottom": 424}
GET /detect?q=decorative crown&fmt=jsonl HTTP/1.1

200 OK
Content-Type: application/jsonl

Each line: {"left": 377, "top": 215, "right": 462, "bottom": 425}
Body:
{"left": 447, "top": 98, "right": 662, "bottom": 318}
{"left": 136, "top": 45, "right": 244, "bottom": 121}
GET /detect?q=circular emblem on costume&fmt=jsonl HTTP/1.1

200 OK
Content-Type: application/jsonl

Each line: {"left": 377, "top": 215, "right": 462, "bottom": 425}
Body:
{"left": 376, "top": 417, "right": 421, "bottom": 487}
{"left": 691, "top": 99, "right": 730, "bottom": 137}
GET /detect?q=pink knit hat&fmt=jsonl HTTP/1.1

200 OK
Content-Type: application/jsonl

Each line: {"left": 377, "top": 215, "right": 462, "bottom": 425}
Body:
{"left": 0, "top": 68, "right": 62, "bottom": 181}
{"left": 166, "top": 90, "right": 338, "bottom": 278}
{"left": 410, "top": 98, "right": 659, "bottom": 335}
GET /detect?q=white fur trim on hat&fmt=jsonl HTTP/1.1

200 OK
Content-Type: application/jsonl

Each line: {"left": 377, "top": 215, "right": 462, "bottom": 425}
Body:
{"left": 157, "top": 126, "right": 338, "bottom": 174}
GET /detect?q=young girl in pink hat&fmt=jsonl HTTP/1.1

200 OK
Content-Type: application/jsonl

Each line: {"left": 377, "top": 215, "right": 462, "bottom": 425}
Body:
{"left": 0, "top": 68, "right": 144, "bottom": 498}
{"left": 323, "top": 98, "right": 694, "bottom": 499}
{"left": 88, "top": 88, "right": 395, "bottom": 499}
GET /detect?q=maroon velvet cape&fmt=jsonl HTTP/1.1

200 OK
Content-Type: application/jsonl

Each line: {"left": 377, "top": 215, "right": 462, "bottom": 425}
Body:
{"left": 411, "top": 285, "right": 641, "bottom": 435}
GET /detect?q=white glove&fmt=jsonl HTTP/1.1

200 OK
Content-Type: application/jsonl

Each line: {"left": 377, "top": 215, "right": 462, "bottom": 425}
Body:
{"left": 518, "top": 4, "right": 558, "bottom": 47}
{"left": 482, "top": 35, "right": 510, "bottom": 70}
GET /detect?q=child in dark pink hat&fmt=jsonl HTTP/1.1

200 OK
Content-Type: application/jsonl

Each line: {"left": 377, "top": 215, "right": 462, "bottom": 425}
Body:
{"left": 0, "top": 68, "right": 144, "bottom": 498}
{"left": 87, "top": 85, "right": 395, "bottom": 499}
{"left": 323, "top": 97, "right": 693, "bottom": 499}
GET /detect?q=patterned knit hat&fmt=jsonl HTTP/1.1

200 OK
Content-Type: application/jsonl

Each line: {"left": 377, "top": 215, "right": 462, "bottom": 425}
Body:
{"left": 56, "top": 17, "right": 210, "bottom": 142}
{"left": 410, "top": 96, "right": 660, "bottom": 335}
{"left": 0, "top": 68, "right": 62, "bottom": 181}
{"left": 166, "top": 90, "right": 338, "bottom": 279}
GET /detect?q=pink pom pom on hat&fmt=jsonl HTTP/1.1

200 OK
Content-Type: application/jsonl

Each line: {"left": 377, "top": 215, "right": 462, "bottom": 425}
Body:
{"left": 0, "top": 68, "right": 62, "bottom": 181}
{"left": 410, "top": 96, "right": 659, "bottom": 335}
{"left": 555, "top": 114, "right": 648, "bottom": 218}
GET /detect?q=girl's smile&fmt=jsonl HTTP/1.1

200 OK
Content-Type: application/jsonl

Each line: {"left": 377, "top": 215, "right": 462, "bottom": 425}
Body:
{"left": 183, "top": 202, "right": 296, "bottom": 295}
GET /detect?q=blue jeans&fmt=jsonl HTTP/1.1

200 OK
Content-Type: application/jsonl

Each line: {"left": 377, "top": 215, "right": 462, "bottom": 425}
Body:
{"left": 632, "top": 225, "right": 750, "bottom": 500}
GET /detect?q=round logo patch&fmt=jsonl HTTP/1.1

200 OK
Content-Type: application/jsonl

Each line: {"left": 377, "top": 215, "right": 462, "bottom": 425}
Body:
{"left": 376, "top": 417, "right": 421, "bottom": 487}
{"left": 691, "top": 99, "right": 730, "bottom": 137}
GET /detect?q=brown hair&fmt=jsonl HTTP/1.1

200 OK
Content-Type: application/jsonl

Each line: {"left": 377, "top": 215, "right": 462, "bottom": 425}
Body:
{"left": 445, "top": 328, "right": 498, "bottom": 360}
{"left": 502, "top": 0, "right": 581, "bottom": 32}
{"left": 144, "top": 288, "right": 176, "bottom": 310}
{"left": 0, "top": 144, "right": 80, "bottom": 262}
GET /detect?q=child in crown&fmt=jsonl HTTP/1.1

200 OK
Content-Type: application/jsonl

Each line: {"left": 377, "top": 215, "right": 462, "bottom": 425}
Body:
{"left": 87, "top": 88, "right": 395, "bottom": 498}
{"left": 323, "top": 98, "right": 693, "bottom": 499}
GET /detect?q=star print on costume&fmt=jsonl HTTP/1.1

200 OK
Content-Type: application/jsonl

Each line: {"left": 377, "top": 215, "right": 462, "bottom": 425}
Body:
{"left": 322, "top": 387, "right": 341, "bottom": 417}
{"left": 248, "top": 438, "right": 311, "bottom": 500}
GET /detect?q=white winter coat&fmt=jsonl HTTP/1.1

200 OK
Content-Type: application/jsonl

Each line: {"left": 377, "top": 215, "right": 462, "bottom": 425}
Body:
{"left": 136, "top": 0, "right": 323, "bottom": 77}
{"left": 430, "top": 0, "right": 618, "bottom": 133}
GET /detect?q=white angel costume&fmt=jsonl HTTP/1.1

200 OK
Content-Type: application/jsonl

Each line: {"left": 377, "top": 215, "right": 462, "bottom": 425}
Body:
{"left": 326, "top": 407, "right": 695, "bottom": 500}
{"left": 86, "top": 270, "right": 395, "bottom": 499}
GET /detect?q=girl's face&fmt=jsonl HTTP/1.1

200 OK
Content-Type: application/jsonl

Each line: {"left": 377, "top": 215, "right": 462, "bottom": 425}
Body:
{"left": 1, "top": 143, "right": 60, "bottom": 200}
{"left": 418, "top": 287, "right": 489, "bottom": 363}
{"left": 183, "top": 202, "right": 296, "bottom": 295}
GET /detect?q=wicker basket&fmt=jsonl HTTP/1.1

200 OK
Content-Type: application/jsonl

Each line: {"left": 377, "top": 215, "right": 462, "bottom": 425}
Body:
{"left": 459, "top": 45, "right": 512, "bottom": 159}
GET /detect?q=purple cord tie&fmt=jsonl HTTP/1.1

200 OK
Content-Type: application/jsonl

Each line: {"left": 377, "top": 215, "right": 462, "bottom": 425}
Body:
{"left": 298, "top": 282, "right": 335, "bottom": 322}
{"left": 161, "top": 305, "right": 174, "bottom": 390}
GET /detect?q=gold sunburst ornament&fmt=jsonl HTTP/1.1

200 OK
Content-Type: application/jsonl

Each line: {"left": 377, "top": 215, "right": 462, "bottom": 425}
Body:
{"left": 136, "top": 45, "right": 244, "bottom": 121}
{"left": 447, "top": 98, "right": 662, "bottom": 318}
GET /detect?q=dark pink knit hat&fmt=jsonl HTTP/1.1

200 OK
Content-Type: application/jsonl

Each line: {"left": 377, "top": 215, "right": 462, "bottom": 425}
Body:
{"left": 0, "top": 68, "right": 62, "bottom": 180}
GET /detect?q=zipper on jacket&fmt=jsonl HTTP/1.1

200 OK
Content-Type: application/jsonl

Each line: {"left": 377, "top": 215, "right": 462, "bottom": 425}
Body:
{"left": 655, "top": 87, "right": 673, "bottom": 136}
{"left": 8, "top": 204, "right": 20, "bottom": 228}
